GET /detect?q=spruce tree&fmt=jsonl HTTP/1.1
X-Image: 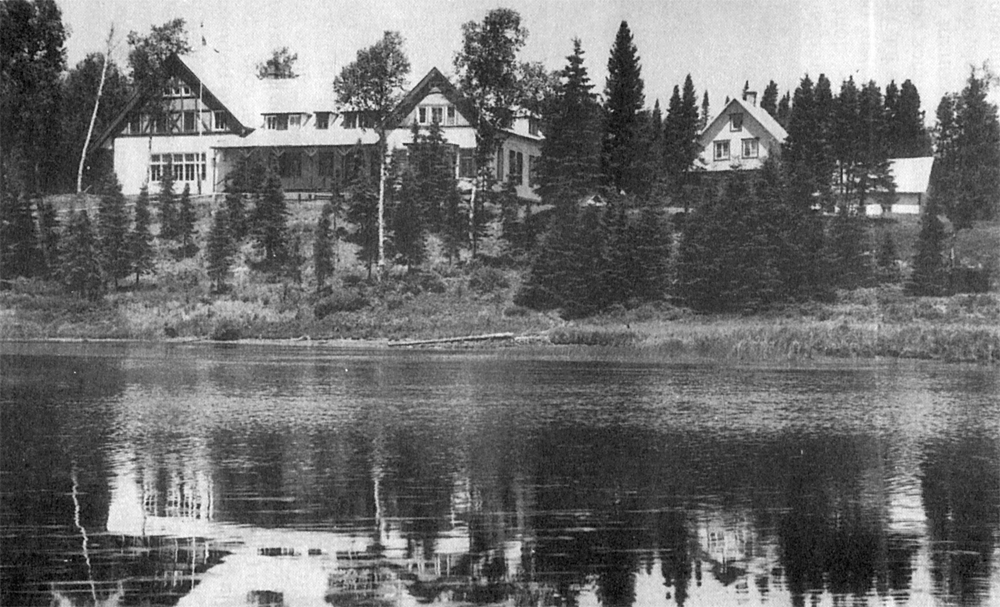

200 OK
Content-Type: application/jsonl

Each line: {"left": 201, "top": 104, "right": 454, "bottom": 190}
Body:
{"left": 907, "top": 197, "right": 947, "bottom": 295}
{"left": 537, "top": 38, "right": 602, "bottom": 215}
{"left": 825, "top": 202, "right": 871, "bottom": 290}
{"left": 37, "top": 199, "right": 60, "bottom": 279}
{"left": 251, "top": 170, "right": 290, "bottom": 271}
{"left": 157, "top": 160, "right": 177, "bottom": 241}
{"left": 223, "top": 179, "right": 248, "bottom": 242}
{"left": 313, "top": 202, "right": 335, "bottom": 293}
{"left": 130, "top": 184, "right": 155, "bottom": 286}
{"left": 699, "top": 90, "right": 710, "bottom": 130}
{"left": 206, "top": 206, "right": 236, "bottom": 292}
{"left": 0, "top": 188, "right": 42, "bottom": 279}
{"left": 776, "top": 92, "right": 791, "bottom": 128}
{"left": 854, "top": 80, "right": 894, "bottom": 211}
{"left": 761, "top": 81, "right": 779, "bottom": 117}
{"left": 60, "top": 210, "right": 103, "bottom": 300}
{"left": 391, "top": 169, "right": 426, "bottom": 270}
{"left": 560, "top": 205, "right": 612, "bottom": 318}
{"left": 833, "top": 77, "right": 861, "bottom": 201}
{"left": 875, "top": 230, "right": 900, "bottom": 283}
{"left": 784, "top": 74, "right": 835, "bottom": 209}
{"left": 602, "top": 21, "right": 645, "bottom": 195}
{"left": 893, "top": 80, "right": 931, "bottom": 158}
{"left": 96, "top": 172, "right": 131, "bottom": 289}
{"left": 175, "top": 183, "right": 198, "bottom": 258}
{"left": 345, "top": 166, "right": 380, "bottom": 278}
{"left": 629, "top": 205, "right": 672, "bottom": 302}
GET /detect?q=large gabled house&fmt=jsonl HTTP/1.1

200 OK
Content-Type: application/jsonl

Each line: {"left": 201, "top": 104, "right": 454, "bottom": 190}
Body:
{"left": 696, "top": 91, "right": 788, "bottom": 172}
{"left": 93, "top": 49, "right": 543, "bottom": 201}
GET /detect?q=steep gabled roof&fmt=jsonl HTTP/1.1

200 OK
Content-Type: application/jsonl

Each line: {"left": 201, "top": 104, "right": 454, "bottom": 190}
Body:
{"left": 384, "top": 67, "right": 476, "bottom": 130}
{"left": 699, "top": 96, "right": 787, "bottom": 145}
{"left": 89, "top": 51, "right": 256, "bottom": 154}
{"left": 889, "top": 157, "right": 934, "bottom": 194}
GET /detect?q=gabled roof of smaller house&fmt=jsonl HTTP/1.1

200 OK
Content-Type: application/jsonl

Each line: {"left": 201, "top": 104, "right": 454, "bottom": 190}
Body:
{"left": 384, "top": 67, "right": 476, "bottom": 130}
{"left": 889, "top": 157, "right": 934, "bottom": 194}
{"left": 699, "top": 96, "right": 788, "bottom": 144}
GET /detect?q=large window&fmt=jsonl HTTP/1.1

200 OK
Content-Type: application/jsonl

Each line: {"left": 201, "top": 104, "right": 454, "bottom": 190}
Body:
{"left": 279, "top": 152, "right": 302, "bottom": 178}
{"left": 508, "top": 150, "right": 524, "bottom": 185}
{"left": 150, "top": 153, "right": 206, "bottom": 183}
{"left": 459, "top": 149, "right": 476, "bottom": 179}
{"left": 742, "top": 138, "right": 759, "bottom": 158}
{"left": 714, "top": 140, "right": 730, "bottom": 161}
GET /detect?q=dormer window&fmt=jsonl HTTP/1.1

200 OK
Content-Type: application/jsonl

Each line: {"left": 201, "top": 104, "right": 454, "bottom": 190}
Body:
{"left": 288, "top": 114, "right": 301, "bottom": 128}
{"left": 265, "top": 114, "right": 288, "bottom": 130}
{"left": 315, "top": 112, "right": 330, "bottom": 129}
{"left": 730, "top": 113, "right": 743, "bottom": 131}
{"left": 213, "top": 111, "right": 228, "bottom": 131}
{"left": 528, "top": 117, "right": 540, "bottom": 136}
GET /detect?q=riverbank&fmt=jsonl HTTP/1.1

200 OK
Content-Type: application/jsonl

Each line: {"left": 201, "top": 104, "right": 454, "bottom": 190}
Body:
{"left": 2, "top": 276, "right": 997, "bottom": 362}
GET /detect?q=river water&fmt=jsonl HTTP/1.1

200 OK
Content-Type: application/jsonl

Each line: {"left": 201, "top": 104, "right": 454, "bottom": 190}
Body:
{"left": 1, "top": 342, "right": 998, "bottom": 607}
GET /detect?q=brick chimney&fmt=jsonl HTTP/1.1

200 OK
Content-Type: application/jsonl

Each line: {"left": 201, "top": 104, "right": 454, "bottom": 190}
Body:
{"left": 744, "top": 91, "right": 758, "bottom": 106}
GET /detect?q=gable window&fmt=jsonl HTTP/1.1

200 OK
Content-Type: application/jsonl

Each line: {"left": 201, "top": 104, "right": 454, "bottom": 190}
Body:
{"left": 418, "top": 107, "right": 428, "bottom": 124}
{"left": 183, "top": 111, "right": 196, "bottom": 132}
{"left": 730, "top": 113, "right": 743, "bottom": 131}
{"left": 446, "top": 106, "right": 456, "bottom": 126}
{"left": 714, "top": 140, "right": 730, "bottom": 161}
{"left": 431, "top": 107, "right": 443, "bottom": 124}
{"left": 528, "top": 117, "right": 540, "bottom": 136}
{"left": 315, "top": 112, "right": 330, "bottom": 129}
{"left": 214, "top": 111, "right": 228, "bottom": 132}
{"left": 742, "top": 138, "right": 759, "bottom": 158}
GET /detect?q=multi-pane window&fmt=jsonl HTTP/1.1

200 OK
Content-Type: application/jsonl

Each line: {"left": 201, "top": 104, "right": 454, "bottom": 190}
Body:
{"left": 528, "top": 117, "right": 540, "bottom": 136}
{"left": 446, "top": 106, "right": 456, "bottom": 126}
{"left": 214, "top": 111, "right": 228, "bottom": 132}
{"left": 315, "top": 112, "right": 330, "bottom": 129}
{"left": 278, "top": 152, "right": 301, "bottom": 178}
{"left": 265, "top": 114, "right": 289, "bottom": 130}
{"left": 508, "top": 150, "right": 524, "bottom": 185}
{"left": 149, "top": 153, "right": 206, "bottom": 182}
{"left": 431, "top": 107, "right": 443, "bottom": 124}
{"left": 183, "top": 111, "right": 197, "bottom": 132}
{"left": 288, "top": 114, "right": 301, "bottom": 128}
{"left": 418, "top": 107, "right": 428, "bottom": 124}
{"left": 714, "top": 140, "right": 730, "bottom": 160}
{"left": 742, "top": 138, "right": 759, "bottom": 158}
{"left": 459, "top": 149, "right": 476, "bottom": 179}
{"left": 729, "top": 113, "right": 743, "bottom": 131}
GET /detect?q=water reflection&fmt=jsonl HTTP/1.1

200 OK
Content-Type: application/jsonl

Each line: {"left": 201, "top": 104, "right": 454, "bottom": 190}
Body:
{"left": 1, "top": 344, "right": 998, "bottom": 606}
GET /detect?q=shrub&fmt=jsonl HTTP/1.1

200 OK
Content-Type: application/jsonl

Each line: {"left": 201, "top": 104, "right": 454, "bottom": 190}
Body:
{"left": 503, "top": 305, "right": 531, "bottom": 317}
{"left": 468, "top": 266, "right": 509, "bottom": 295}
{"left": 314, "top": 289, "right": 368, "bottom": 319}
{"left": 210, "top": 319, "right": 243, "bottom": 341}
{"left": 548, "top": 327, "right": 637, "bottom": 346}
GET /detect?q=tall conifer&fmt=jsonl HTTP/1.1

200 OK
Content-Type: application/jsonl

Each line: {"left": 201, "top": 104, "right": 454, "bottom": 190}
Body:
{"left": 761, "top": 81, "right": 779, "bottom": 117}
{"left": 157, "top": 160, "right": 177, "bottom": 241}
{"left": 252, "top": 169, "right": 290, "bottom": 271}
{"left": 60, "top": 210, "right": 102, "bottom": 299}
{"left": 602, "top": 21, "right": 645, "bottom": 195}
{"left": 175, "top": 183, "right": 198, "bottom": 258}
{"left": 96, "top": 172, "right": 131, "bottom": 289}
{"left": 130, "top": 184, "right": 155, "bottom": 286}
{"left": 206, "top": 206, "right": 236, "bottom": 292}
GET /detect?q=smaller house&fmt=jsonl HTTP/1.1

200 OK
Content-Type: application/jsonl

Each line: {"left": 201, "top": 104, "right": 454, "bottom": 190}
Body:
{"left": 864, "top": 157, "right": 935, "bottom": 216}
{"left": 696, "top": 91, "right": 787, "bottom": 172}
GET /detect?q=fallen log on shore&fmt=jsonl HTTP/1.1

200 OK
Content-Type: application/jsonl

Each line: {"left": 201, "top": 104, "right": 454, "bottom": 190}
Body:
{"left": 388, "top": 332, "right": 515, "bottom": 347}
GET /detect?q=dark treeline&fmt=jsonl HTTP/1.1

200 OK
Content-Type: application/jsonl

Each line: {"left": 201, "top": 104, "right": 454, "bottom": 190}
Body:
{"left": 2, "top": 2, "right": 998, "bottom": 315}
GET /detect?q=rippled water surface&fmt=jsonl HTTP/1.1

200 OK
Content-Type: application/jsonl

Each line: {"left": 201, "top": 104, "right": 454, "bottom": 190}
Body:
{"left": 2, "top": 342, "right": 998, "bottom": 607}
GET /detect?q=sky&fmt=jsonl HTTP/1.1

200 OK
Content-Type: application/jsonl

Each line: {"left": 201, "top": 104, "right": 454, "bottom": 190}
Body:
{"left": 60, "top": 0, "right": 1000, "bottom": 120}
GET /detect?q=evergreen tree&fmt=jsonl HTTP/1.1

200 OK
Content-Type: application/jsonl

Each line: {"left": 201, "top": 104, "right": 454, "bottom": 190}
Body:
{"left": 602, "top": 21, "right": 645, "bottom": 195}
{"left": 252, "top": 169, "right": 290, "bottom": 271}
{"left": 662, "top": 75, "right": 700, "bottom": 203}
{"left": 935, "top": 67, "right": 1000, "bottom": 228}
{"left": 206, "top": 206, "right": 236, "bottom": 292}
{"left": 833, "top": 76, "right": 860, "bottom": 201}
{"left": 391, "top": 168, "right": 427, "bottom": 270}
{"left": 776, "top": 92, "right": 791, "bottom": 127}
{"left": 345, "top": 166, "right": 380, "bottom": 278}
{"left": 37, "top": 198, "right": 59, "bottom": 278}
{"left": 537, "top": 38, "right": 603, "bottom": 215}
{"left": 130, "top": 184, "right": 155, "bottom": 286}
{"left": 784, "top": 75, "right": 822, "bottom": 205}
{"left": 875, "top": 230, "right": 900, "bottom": 283}
{"left": 892, "top": 79, "right": 932, "bottom": 158}
{"left": 854, "top": 80, "right": 895, "bottom": 211}
{"left": 699, "top": 90, "right": 710, "bottom": 131}
{"left": 223, "top": 179, "right": 248, "bottom": 242}
{"left": 761, "top": 81, "right": 779, "bottom": 117}
{"left": 313, "top": 202, "right": 335, "bottom": 293}
{"left": 96, "top": 172, "right": 131, "bottom": 289}
{"left": 825, "top": 202, "right": 871, "bottom": 290}
{"left": 0, "top": 187, "right": 42, "bottom": 279}
{"left": 59, "top": 209, "right": 102, "bottom": 299}
{"left": 884, "top": 79, "right": 900, "bottom": 153}
{"left": 175, "top": 183, "right": 198, "bottom": 258}
{"left": 906, "top": 197, "right": 948, "bottom": 295}
{"left": 440, "top": 185, "right": 467, "bottom": 265}
{"left": 607, "top": 203, "right": 672, "bottom": 304}
{"left": 157, "top": 160, "right": 177, "bottom": 241}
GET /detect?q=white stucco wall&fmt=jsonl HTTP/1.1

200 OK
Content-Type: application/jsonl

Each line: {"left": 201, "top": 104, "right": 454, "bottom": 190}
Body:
{"left": 698, "top": 107, "right": 781, "bottom": 172}
{"left": 113, "top": 134, "right": 242, "bottom": 196}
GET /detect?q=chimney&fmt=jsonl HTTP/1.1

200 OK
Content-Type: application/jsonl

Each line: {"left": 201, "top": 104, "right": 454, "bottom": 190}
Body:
{"left": 744, "top": 91, "right": 757, "bottom": 106}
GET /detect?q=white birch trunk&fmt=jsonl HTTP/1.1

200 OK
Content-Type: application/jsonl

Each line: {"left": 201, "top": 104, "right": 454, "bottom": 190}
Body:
{"left": 77, "top": 27, "right": 115, "bottom": 193}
